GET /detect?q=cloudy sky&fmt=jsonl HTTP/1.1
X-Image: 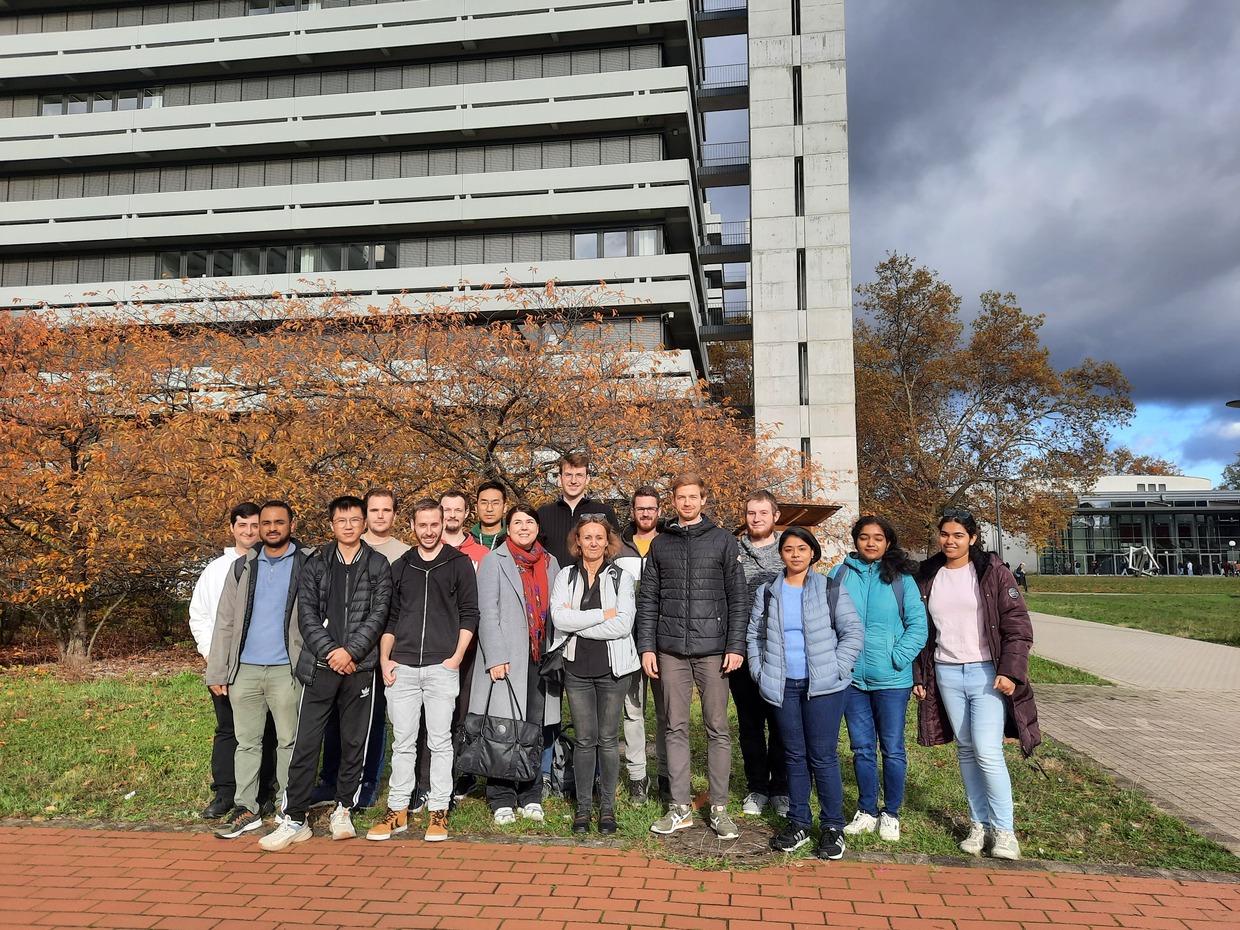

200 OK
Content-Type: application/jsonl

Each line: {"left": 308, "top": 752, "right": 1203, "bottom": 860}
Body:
{"left": 709, "top": 1, "right": 1240, "bottom": 484}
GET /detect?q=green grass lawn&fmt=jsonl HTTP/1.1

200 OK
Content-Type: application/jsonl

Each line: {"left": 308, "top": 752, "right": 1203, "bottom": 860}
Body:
{"left": 1026, "top": 575, "right": 1240, "bottom": 646}
{"left": 1, "top": 665, "right": 1233, "bottom": 872}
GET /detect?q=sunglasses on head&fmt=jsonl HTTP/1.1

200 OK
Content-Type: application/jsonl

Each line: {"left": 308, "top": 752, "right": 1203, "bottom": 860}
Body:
{"left": 577, "top": 513, "right": 609, "bottom": 525}
{"left": 942, "top": 508, "right": 973, "bottom": 522}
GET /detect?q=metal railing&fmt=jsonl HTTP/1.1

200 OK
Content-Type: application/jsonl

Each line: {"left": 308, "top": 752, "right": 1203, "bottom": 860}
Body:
{"left": 700, "top": 141, "right": 749, "bottom": 167}
{"left": 702, "top": 299, "right": 751, "bottom": 326}
{"left": 701, "top": 221, "right": 750, "bottom": 247}
{"left": 699, "top": 64, "right": 748, "bottom": 91}
{"left": 695, "top": 0, "right": 747, "bottom": 11}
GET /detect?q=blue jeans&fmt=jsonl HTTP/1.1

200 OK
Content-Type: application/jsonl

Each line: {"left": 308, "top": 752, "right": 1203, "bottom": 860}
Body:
{"left": 935, "top": 661, "right": 1014, "bottom": 832}
{"left": 769, "top": 679, "right": 847, "bottom": 830}
{"left": 844, "top": 685, "right": 911, "bottom": 817}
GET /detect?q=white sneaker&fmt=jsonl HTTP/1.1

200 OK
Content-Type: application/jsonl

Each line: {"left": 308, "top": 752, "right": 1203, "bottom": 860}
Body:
{"left": 519, "top": 802, "right": 545, "bottom": 823}
{"left": 959, "top": 820, "right": 987, "bottom": 855}
{"left": 878, "top": 812, "right": 900, "bottom": 842}
{"left": 740, "top": 792, "right": 768, "bottom": 815}
{"left": 258, "top": 818, "right": 311, "bottom": 851}
{"left": 328, "top": 804, "right": 355, "bottom": 840}
{"left": 843, "top": 810, "right": 878, "bottom": 835}
{"left": 770, "top": 795, "right": 791, "bottom": 817}
{"left": 493, "top": 806, "right": 516, "bottom": 825}
{"left": 989, "top": 828, "right": 1021, "bottom": 860}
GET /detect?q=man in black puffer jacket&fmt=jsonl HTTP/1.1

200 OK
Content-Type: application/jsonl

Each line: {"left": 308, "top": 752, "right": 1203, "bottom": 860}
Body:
{"left": 636, "top": 472, "right": 748, "bottom": 839}
{"left": 260, "top": 495, "right": 392, "bottom": 851}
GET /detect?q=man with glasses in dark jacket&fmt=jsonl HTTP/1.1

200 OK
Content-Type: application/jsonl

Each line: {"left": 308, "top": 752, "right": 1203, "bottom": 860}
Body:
{"left": 635, "top": 472, "right": 748, "bottom": 839}
{"left": 259, "top": 495, "right": 391, "bottom": 850}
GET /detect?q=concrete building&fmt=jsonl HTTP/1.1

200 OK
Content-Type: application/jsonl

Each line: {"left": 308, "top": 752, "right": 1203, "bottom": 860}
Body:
{"left": 0, "top": 0, "right": 856, "bottom": 510}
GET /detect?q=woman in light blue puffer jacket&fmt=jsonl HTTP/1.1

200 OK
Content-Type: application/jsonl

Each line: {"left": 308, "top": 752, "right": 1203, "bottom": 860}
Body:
{"left": 830, "top": 515, "right": 927, "bottom": 844}
{"left": 747, "top": 527, "right": 863, "bottom": 860}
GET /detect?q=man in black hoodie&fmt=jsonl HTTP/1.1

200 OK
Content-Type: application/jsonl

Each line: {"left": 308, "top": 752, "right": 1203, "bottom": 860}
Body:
{"left": 367, "top": 498, "right": 479, "bottom": 843}
{"left": 258, "top": 495, "right": 391, "bottom": 851}
{"left": 635, "top": 473, "right": 748, "bottom": 840}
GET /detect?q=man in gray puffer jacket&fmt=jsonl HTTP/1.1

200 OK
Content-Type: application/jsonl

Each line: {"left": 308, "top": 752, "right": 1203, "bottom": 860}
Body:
{"left": 636, "top": 472, "right": 748, "bottom": 840}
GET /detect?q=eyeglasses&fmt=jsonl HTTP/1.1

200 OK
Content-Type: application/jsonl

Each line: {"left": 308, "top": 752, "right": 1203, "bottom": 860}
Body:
{"left": 633, "top": 506, "right": 659, "bottom": 513}
{"left": 576, "top": 513, "right": 609, "bottom": 525}
{"left": 941, "top": 508, "right": 973, "bottom": 522}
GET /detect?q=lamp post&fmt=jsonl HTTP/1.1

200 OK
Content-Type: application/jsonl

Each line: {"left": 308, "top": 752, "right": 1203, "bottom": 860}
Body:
{"left": 979, "top": 475, "right": 1004, "bottom": 561}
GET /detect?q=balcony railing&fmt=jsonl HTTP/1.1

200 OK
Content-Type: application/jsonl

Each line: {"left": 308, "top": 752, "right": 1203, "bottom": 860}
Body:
{"left": 695, "top": 0, "right": 747, "bottom": 11}
{"left": 701, "top": 221, "right": 749, "bottom": 247}
{"left": 700, "top": 141, "right": 749, "bottom": 168}
{"left": 699, "top": 64, "right": 748, "bottom": 91}
{"left": 702, "top": 299, "right": 751, "bottom": 326}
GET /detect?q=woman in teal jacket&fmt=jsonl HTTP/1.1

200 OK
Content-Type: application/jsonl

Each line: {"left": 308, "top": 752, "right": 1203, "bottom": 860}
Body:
{"left": 831, "top": 515, "right": 927, "bottom": 843}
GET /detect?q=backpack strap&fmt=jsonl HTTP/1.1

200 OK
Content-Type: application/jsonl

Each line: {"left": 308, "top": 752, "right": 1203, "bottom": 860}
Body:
{"left": 835, "top": 560, "right": 905, "bottom": 622}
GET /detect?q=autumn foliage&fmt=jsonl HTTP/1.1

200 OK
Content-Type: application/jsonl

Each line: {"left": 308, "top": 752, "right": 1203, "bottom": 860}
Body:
{"left": 853, "top": 254, "right": 1135, "bottom": 552}
{"left": 0, "top": 280, "right": 825, "bottom": 660}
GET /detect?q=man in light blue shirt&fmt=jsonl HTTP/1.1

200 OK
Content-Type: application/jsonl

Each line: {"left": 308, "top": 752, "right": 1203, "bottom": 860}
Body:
{"left": 206, "top": 501, "right": 313, "bottom": 840}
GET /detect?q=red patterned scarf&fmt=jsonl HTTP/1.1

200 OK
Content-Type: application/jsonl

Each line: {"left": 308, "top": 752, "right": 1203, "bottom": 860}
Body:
{"left": 507, "top": 537, "right": 551, "bottom": 661}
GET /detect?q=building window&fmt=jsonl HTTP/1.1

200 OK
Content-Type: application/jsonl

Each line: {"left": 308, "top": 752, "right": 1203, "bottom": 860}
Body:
{"left": 572, "top": 233, "right": 599, "bottom": 260}
{"left": 794, "top": 156, "right": 805, "bottom": 217}
{"left": 573, "top": 227, "right": 663, "bottom": 260}
{"left": 633, "top": 228, "right": 659, "bottom": 256}
{"left": 41, "top": 87, "right": 162, "bottom": 115}
{"left": 247, "top": 0, "right": 318, "bottom": 14}
{"left": 267, "top": 246, "right": 289, "bottom": 275}
{"left": 792, "top": 66, "right": 803, "bottom": 126}
{"left": 798, "top": 342, "right": 809, "bottom": 405}
{"left": 796, "top": 248, "right": 807, "bottom": 312}
{"left": 602, "top": 231, "right": 628, "bottom": 258}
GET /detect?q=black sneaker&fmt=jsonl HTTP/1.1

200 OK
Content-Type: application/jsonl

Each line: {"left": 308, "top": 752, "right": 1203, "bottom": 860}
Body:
{"left": 572, "top": 812, "right": 591, "bottom": 835}
{"left": 201, "top": 796, "right": 233, "bottom": 820}
{"left": 815, "top": 827, "right": 846, "bottom": 860}
{"left": 598, "top": 813, "right": 618, "bottom": 835}
{"left": 215, "top": 807, "right": 262, "bottom": 839}
{"left": 770, "top": 822, "right": 811, "bottom": 852}
{"left": 627, "top": 776, "right": 649, "bottom": 805}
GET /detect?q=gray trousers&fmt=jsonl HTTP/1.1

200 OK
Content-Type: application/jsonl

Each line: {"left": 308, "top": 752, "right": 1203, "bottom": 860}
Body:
{"left": 657, "top": 652, "right": 732, "bottom": 808}
{"left": 386, "top": 662, "right": 460, "bottom": 813}
{"left": 623, "top": 670, "right": 667, "bottom": 781}
{"left": 230, "top": 662, "right": 301, "bottom": 815}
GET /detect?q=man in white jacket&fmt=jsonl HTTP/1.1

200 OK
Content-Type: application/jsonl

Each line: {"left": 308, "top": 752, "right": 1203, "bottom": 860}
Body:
{"left": 188, "top": 502, "right": 274, "bottom": 819}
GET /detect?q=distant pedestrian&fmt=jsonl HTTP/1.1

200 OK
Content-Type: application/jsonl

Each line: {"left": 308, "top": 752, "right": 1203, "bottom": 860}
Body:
{"left": 913, "top": 510, "right": 1041, "bottom": 862}
{"left": 1013, "top": 563, "right": 1028, "bottom": 592}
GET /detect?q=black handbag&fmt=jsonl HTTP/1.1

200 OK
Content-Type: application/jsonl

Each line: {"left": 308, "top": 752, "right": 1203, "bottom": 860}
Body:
{"left": 456, "top": 676, "right": 543, "bottom": 783}
{"left": 538, "top": 635, "right": 572, "bottom": 682}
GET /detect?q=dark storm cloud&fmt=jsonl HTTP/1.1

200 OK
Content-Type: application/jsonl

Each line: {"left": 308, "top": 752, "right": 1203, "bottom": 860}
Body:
{"left": 846, "top": 0, "right": 1240, "bottom": 410}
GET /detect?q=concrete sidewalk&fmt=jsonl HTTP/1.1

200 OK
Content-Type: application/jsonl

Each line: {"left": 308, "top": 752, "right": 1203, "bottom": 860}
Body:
{"left": 4, "top": 826, "right": 1239, "bottom": 930}
{"left": 1031, "top": 611, "right": 1240, "bottom": 855}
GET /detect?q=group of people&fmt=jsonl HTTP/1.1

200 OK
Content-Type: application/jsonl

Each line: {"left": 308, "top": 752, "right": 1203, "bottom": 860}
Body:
{"left": 189, "top": 454, "right": 1040, "bottom": 862}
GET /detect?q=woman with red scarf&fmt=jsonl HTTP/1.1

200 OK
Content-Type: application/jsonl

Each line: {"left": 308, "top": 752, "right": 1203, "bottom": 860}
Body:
{"left": 470, "top": 503, "right": 562, "bottom": 824}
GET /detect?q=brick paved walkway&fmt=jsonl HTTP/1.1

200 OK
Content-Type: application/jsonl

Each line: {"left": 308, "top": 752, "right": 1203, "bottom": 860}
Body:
{"left": 1030, "top": 611, "right": 1240, "bottom": 856}
{"left": 5, "top": 827, "right": 1239, "bottom": 930}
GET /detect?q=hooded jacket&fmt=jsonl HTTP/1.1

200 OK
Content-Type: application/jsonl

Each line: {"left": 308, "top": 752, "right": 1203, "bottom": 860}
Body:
{"left": 913, "top": 550, "right": 1042, "bottom": 757}
{"left": 828, "top": 555, "right": 928, "bottom": 691}
{"left": 634, "top": 515, "right": 748, "bottom": 657}
{"left": 387, "top": 543, "right": 480, "bottom": 667}
{"left": 746, "top": 569, "right": 864, "bottom": 705}
{"left": 204, "top": 540, "right": 315, "bottom": 687}
{"left": 297, "top": 539, "right": 392, "bottom": 682}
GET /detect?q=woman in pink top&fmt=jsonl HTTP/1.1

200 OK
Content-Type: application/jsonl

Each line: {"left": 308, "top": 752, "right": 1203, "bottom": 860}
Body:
{"left": 912, "top": 510, "right": 1040, "bottom": 862}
